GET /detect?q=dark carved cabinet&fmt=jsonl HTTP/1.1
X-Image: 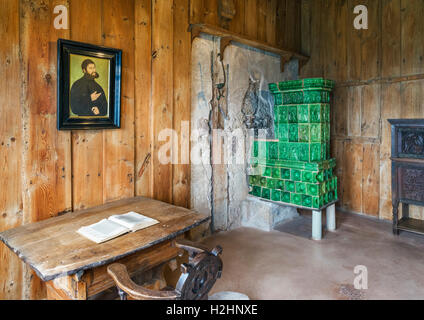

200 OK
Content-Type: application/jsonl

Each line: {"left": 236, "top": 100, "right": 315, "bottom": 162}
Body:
{"left": 389, "top": 119, "right": 424, "bottom": 236}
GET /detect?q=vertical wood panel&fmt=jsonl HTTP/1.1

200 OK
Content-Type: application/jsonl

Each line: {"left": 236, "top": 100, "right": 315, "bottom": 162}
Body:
{"left": 102, "top": 0, "right": 135, "bottom": 202}
{"left": 348, "top": 86, "right": 362, "bottom": 137}
{"left": 401, "top": 0, "right": 424, "bottom": 75}
{"left": 343, "top": 142, "right": 363, "bottom": 213}
{"left": 202, "top": 0, "right": 218, "bottom": 26}
{"left": 152, "top": 0, "right": 174, "bottom": 203}
{"left": 323, "top": 0, "right": 337, "bottom": 79}
{"left": 275, "top": 0, "right": 286, "bottom": 48}
{"left": 266, "top": 0, "right": 277, "bottom": 45}
{"left": 172, "top": 0, "right": 191, "bottom": 208}
{"left": 361, "top": 84, "right": 380, "bottom": 138}
{"left": 0, "top": 0, "right": 22, "bottom": 300}
{"left": 70, "top": 0, "right": 104, "bottom": 210}
{"left": 360, "top": 0, "right": 380, "bottom": 80}
{"left": 379, "top": 83, "right": 401, "bottom": 220}
{"left": 347, "top": 0, "right": 362, "bottom": 81}
{"left": 190, "top": 0, "right": 204, "bottom": 24}
{"left": 362, "top": 143, "right": 380, "bottom": 216}
{"left": 20, "top": 0, "right": 72, "bottom": 299}
{"left": 381, "top": 0, "right": 401, "bottom": 78}
{"left": 244, "top": 0, "right": 258, "bottom": 38}
{"left": 228, "top": 0, "right": 245, "bottom": 35}
{"left": 135, "top": 0, "right": 153, "bottom": 197}
{"left": 332, "top": 86, "right": 348, "bottom": 136}
{"left": 335, "top": 0, "right": 348, "bottom": 81}
{"left": 257, "top": 0, "right": 267, "bottom": 42}
{"left": 134, "top": 0, "right": 153, "bottom": 197}
{"left": 300, "top": 0, "right": 323, "bottom": 77}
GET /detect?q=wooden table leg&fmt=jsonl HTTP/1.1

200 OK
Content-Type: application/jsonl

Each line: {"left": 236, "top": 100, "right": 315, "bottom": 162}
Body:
{"left": 46, "top": 275, "right": 87, "bottom": 300}
{"left": 312, "top": 210, "right": 322, "bottom": 240}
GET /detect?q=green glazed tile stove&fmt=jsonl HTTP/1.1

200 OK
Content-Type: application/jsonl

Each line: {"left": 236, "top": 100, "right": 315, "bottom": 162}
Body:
{"left": 249, "top": 78, "right": 338, "bottom": 240}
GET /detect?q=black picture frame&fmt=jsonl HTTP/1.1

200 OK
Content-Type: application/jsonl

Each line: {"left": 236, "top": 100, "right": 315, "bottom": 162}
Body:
{"left": 57, "top": 39, "right": 122, "bottom": 130}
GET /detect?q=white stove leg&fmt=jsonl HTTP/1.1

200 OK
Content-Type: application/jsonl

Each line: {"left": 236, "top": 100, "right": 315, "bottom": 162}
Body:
{"left": 312, "top": 210, "right": 322, "bottom": 240}
{"left": 326, "top": 204, "right": 336, "bottom": 232}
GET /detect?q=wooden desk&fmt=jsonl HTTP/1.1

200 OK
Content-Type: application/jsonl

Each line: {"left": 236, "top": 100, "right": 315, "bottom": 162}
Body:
{"left": 0, "top": 197, "right": 209, "bottom": 300}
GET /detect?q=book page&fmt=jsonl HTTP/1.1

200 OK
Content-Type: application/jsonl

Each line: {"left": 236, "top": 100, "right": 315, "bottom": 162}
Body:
{"left": 108, "top": 211, "right": 159, "bottom": 232}
{"left": 77, "top": 219, "right": 129, "bottom": 243}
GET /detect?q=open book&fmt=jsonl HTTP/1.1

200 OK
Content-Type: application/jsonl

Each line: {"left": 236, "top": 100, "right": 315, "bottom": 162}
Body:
{"left": 77, "top": 211, "right": 159, "bottom": 244}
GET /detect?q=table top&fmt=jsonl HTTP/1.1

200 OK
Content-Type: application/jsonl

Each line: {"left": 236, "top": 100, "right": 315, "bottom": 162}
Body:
{"left": 0, "top": 197, "right": 209, "bottom": 282}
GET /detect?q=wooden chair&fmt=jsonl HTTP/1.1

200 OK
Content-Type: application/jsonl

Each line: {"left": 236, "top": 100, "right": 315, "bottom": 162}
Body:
{"left": 107, "top": 240, "right": 223, "bottom": 300}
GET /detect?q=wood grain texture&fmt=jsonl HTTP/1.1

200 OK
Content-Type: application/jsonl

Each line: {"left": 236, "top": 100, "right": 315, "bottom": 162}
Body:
{"left": 342, "top": 142, "right": 363, "bottom": 213}
{"left": 300, "top": 0, "right": 424, "bottom": 219}
{"left": 401, "top": 0, "right": 424, "bottom": 76}
{"left": 135, "top": 0, "right": 153, "bottom": 198}
{"left": 244, "top": 0, "right": 257, "bottom": 39}
{"left": 381, "top": 0, "right": 401, "bottom": 78}
{"left": 266, "top": 0, "right": 277, "bottom": 46}
{"left": 0, "top": 197, "right": 209, "bottom": 281}
{"left": 172, "top": 0, "right": 191, "bottom": 208}
{"left": 228, "top": 0, "right": 245, "bottom": 35}
{"left": 362, "top": 143, "right": 380, "bottom": 216}
{"left": 102, "top": 0, "right": 135, "bottom": 203}
{"left": 152, "top": 0, "right": 174, "bottom": 203}
{"left": 70, "top": 0, "right": 104, "bottom": 210}
{"left": 0, "top": 0, "right": 22, "bottom": 300}
{"left": 20, "top": 0, "right": 72, "bottom": 299}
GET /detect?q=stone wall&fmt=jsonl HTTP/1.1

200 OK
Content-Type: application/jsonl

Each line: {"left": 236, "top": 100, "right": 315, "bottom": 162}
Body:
{"left": 191, "top": 34, "right": 298, "bottom": 231}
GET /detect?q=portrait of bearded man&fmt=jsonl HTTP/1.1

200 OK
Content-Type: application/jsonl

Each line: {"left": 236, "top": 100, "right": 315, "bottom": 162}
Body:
{"left": 70, "top": 59, "right": 108, "bottom": 116}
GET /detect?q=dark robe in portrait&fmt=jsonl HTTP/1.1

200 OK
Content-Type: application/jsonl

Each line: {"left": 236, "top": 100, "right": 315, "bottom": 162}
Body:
{"left": 70, "top": 74, "right": 108, "bottom": 116}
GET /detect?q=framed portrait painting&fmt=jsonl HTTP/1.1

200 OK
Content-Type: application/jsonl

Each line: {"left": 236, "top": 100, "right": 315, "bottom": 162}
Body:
{"left": 57, "top": 39, "right": 122, "bottom": 130}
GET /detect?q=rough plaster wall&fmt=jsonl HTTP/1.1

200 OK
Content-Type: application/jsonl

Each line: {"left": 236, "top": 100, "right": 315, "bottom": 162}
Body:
{"left": 191, "top": 35, "right": 298, "bottom": 231}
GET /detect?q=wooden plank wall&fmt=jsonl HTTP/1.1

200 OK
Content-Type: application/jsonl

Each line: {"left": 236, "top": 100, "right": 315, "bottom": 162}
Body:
{"left": 190, "top": 0, "right": 301, "bottom": 51}
{"left": 0, "top": 0, "right": 300, "bottom": 300}
{"left": 301, "top": 0, "right": 424, "bottom": 220}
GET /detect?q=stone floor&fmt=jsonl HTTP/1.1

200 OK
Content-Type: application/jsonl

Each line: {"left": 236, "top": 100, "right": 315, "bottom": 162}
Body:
{"left": 202, "top": 210, "right": 424, "bottom": 300}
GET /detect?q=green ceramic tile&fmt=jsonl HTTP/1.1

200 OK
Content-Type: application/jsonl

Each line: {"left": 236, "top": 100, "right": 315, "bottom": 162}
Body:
{"left": 310, "top": 124, "right": 323, "bottom": 142}
{"left": 277, "top": 124, "right": 289, "bottom": 142}
{"left": 252, "top": 140, "right": 258, "bottom": 157}
{"left": 272, "top": 168, "right": 280, "bottom": 179}
{"left": 292, "top": 170, "right": 301, "bottom": 181}
{"left": 274, "top": 93, "right": 282, "bottom": 105}
{"left": 289, "top": 124, "right": 299, "bottom": 142}
{"left": 259, "top": 176, "right": 267, "bottom": 187}
{"left": 306, "top": 183, "right": 319, "bottom": 196}
{"left": 297, "top": 105, "right": 309, "bottom": 123}
{"left": 268, "top": 142, "right": 278, "bottom": 160}
{"left": 302, "top": 195, "right": 312, "bottom": 208}
{"left": 252, "top": 186, "right": 261, "bottom": 197}
{"left": 278, "top": 143, "right": 289, "bottom": 160}
{"left": 271, "top": 190, "right": 281, "bottom": 202}
{"left": 288, "top": 106, "right": 298, "bottom": 123}
{"left": 269, "top": 83, "right": 278, "bottom": 92}
{"left": 299, "top": 124, "right": 310, "bottom": 142}
{"left": 277, "top": 106, "right": 289, "bottom": 123}
{"left": 296, "top": 182, "right": 306, "bottom": 194}
{"left": 292, "top": 193, "right": 302, "bottom": 205}
{"left": 264, "top": 167, "right": 272, "bottom": 177}
{"left": 285, "top": 181, "right": 295, "bottom": 192}
{"left": 249, "top": 175, "right": 258, "bottom": 185}
{"left": 267, "top": 178, "right": 277, "bottom": 189}
{"left": 262, "top": 188, "right": 271, "bottom": 200}
{"left": 281, "top": 168, "right": 291, "bottom": 180}
{"left": 310, "top": 104, "right": 323, "bottom": 123}
{"left": 276, "top": 180, "right": 285, "bottom": 190}
{"left": 282, "top": 192, "right": 291, "bottom": 203}
{"left": 302, "top": 170, "right": 314, "bottom": 183}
